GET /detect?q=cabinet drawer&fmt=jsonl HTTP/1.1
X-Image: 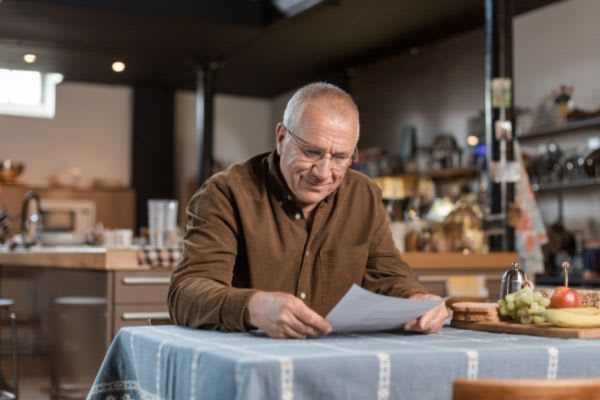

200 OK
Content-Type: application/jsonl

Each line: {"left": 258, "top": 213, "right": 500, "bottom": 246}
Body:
{"left": 114, "top": 304, "right": 170, "bottom": 333}
{"left": 114, "top": 270, "right": 172, "bottom": 304}
{"left": 417, "top": 276, "right": 448, "bottom": 297}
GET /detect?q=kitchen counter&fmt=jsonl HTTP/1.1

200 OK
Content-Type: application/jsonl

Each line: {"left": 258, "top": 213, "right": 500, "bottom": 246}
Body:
{"left": 403, "top": 251, "right": 517, "bottom": 300}
{"left": 0, "top": 246, "right": 173, "bottom": 354}
{"left": 403, "top": 251, "right": 516, "bottom": 270}
{"left": 0, "top": 246, "right": 142, "bottom": 270}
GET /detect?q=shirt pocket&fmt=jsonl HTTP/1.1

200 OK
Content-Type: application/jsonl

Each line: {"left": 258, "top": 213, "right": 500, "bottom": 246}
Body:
{"left": 319, "top": 244, "right": 369, "bottom": 305}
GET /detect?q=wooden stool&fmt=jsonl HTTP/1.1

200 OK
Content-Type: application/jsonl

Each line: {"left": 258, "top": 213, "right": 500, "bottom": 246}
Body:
{"left": 453, "top": 378, "right": 600, "bottom": 400}
{"left": 51, "top": 297, "right": 106, "bottom": 400}
{"left": 0, "top": 299, "right": 18, "bottom": 400}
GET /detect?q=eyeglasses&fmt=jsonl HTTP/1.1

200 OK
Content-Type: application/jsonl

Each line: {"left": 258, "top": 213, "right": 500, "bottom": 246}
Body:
{"left": 282, "top": 125, "right": 356, "bottom": 170}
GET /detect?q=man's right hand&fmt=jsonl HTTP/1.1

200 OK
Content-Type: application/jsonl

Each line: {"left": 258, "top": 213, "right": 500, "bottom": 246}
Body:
{"left": 246, "top": 291, "right": 332, "bottom": 339}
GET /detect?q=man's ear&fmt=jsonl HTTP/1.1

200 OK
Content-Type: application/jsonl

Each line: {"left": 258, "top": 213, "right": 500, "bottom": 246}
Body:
{"left": 275, "top": 123, "right": 286, "bottom": 156}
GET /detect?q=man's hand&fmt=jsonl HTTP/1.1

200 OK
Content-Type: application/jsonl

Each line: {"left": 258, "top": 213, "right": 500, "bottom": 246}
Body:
{"left": 403, "top": 293, "right": 448, "bottom": 334}
{"left": 246, "top": 291, "right": 332, "bottom": 339}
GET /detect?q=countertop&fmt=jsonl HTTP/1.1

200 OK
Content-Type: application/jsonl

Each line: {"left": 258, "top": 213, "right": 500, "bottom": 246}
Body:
{"left": 0, "top": 246, "right": 144, "bottom": 270}
{"left": 0, "top": 247, "right": 515, "bottom": 271}
{"left": 402, "top": 252, "right": 516, "bottom": 270}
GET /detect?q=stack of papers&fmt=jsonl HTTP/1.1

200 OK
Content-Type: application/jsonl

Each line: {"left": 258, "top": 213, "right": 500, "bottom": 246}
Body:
{"left": 325, "top": 284, "right": 442, "bottom": 332}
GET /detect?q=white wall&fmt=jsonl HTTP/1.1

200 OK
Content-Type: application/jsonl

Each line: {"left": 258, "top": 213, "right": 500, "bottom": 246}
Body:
{"left": 0, "top": 82, "right": 132, "bottom": 188}
{"left": 174, "top": 91, "right": 273, "bottom": 214}
{"left": 514, "top": 0, "right": 600, "bottom": 234}
{"left": 514, "top": 0, "right": 600, "bottom": 113}
{"left": 271, "top": 87, "right": 296, "bottom": 136}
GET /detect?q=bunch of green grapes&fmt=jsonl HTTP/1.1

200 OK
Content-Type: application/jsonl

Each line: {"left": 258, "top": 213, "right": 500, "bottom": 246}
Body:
{"left": 497, "top": 286, "right": 551, "bottom": 324}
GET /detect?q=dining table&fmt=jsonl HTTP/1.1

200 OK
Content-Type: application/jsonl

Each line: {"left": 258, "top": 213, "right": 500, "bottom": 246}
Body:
{"left": 87, "top": 324, "right": 600, "bottom": 400}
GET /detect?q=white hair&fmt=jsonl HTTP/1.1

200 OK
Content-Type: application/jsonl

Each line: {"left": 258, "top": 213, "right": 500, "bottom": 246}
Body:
{"left": 282, "top": 82, "right": 360, "bottom": 137}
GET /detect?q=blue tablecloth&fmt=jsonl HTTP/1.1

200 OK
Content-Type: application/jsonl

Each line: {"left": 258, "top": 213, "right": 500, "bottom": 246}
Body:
{"left": 87, "top": 325, "right": 600, "bottom": 400}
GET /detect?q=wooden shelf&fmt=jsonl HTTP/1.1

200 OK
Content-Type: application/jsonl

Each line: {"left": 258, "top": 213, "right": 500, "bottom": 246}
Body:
{"left": 532, "top": 178, "right": 600, "bottom": 193}
{"left": 518, "top": 117, "right": 600, "bottom": 142}
{"left": 386, "top": 167, "right": 479, "bottom": 181}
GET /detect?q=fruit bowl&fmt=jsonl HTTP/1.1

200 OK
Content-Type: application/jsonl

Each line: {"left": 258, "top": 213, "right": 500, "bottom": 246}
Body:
{"left": 0, "top": 160, "right": 25, "bottom": 183}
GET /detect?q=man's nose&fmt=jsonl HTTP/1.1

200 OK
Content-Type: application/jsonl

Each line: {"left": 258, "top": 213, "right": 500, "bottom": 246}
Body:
{"left": 311, "top": 156, "right": 333, "bottom": 180}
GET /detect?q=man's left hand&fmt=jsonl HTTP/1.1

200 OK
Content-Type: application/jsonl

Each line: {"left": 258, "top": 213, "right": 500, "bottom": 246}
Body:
{"left": 403, "top": 293, "right": 448, "bottom": 334}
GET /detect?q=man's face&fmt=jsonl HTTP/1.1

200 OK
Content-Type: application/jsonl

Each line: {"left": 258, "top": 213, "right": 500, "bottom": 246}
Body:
{"left": 276, "top": 100, "right": 358, "bottom": 212}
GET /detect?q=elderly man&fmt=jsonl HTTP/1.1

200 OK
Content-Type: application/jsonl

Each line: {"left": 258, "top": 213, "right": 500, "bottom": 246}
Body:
{"left": 168, "top": 82, "right": 447, "bottom": 339}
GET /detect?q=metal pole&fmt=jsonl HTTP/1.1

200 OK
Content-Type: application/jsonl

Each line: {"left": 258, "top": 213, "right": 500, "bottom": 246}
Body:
{"left": 11, "top": 312, "right": 18, "bottom": 400}
{"left": 196, "top": 62, "right": 218, "bottom": 187}
{"left": 485, "top": 0, "right": 516, "bottom": 251}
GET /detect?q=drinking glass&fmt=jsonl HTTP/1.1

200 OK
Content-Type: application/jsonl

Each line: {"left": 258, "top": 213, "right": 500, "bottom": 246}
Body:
{"left": 148, "top": 199, "right": 178, "bottom": 248}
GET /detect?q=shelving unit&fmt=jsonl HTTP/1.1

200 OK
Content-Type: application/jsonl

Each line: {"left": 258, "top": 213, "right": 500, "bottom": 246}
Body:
{"left": 518, "top": 117, "right": 600, "bottom": 142}
{"left": 532, "top": 178, "right": 600, "bottom": 193}
{"left": 401, "top": 167, "right": 479, "bottom": 181}
{"left": 374, "top": 167, "right": 479, "bottom": 200}
{"left": 521, "top": 118, "right": 600, "bottom": 226}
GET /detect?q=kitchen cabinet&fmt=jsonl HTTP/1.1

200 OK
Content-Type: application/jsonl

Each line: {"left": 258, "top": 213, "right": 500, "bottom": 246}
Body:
{"left": 0, "top": 247, "right": 171, "bottom": 398}
{"left": 405, "top": 252, "right": 517, "bottom": 300}
{"left": 0, "top": 248, "right": 171, "bottom": 351}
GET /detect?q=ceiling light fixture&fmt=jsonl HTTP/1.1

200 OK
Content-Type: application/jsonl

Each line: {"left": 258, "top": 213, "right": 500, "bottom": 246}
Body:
{"left": 112, "top": 61, "right": 126, "bottom": 73}
{"left": 23, "top": 53, "right": 37, "bottom": 63}
{"left": 467, "top": 135, "right": 479, "bottom": 146}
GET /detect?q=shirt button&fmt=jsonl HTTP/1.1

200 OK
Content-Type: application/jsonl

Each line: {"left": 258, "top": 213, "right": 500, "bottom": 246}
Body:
{"left": 300, "top": 292, "right": 306, "bottom": 299}
{"left": 287, "top": 195, "right": 292, "bottom": 200}
{"left": 278, "top": 201, "right": 283, "bottom": 206}
{"left": 294, "top": 213, "right": 301, "bottom": 220}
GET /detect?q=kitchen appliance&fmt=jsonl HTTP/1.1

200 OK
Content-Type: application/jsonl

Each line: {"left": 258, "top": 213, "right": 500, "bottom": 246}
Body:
{"left": 39, "top": 198, "right": 96, "bottom": 246}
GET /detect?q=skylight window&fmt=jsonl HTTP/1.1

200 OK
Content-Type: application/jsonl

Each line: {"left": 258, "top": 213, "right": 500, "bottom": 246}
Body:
{"left": 0, "top": 69, "right": 63, "bottom": 118}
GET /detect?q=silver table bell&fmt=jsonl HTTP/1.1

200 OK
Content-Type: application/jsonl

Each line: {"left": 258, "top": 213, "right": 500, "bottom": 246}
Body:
{"left": 499, "top": 261, "right": 529, "bottom": 300}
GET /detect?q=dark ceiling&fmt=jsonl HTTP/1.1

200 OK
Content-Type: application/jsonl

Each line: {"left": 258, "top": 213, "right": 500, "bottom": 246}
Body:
{"left": 0, "top": 0, "right": 558, "bottom": 97}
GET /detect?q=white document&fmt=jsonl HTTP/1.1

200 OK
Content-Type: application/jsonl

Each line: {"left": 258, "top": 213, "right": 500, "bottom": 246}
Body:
{"left": 325, "top": 284, "right": 442, "bottom": 332}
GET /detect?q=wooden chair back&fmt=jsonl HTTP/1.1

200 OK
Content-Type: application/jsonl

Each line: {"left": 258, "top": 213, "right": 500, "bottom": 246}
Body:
{"left": 453, "top": 378, "right": 600, "bottom": 400}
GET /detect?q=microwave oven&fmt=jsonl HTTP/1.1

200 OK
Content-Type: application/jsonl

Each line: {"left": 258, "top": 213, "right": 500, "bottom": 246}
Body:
{"left": 40, "top": 198, "right": 96, "bottom": 234}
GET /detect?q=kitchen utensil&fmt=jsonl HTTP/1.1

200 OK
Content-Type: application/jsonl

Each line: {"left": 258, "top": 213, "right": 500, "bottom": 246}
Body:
{"left": 40, "top": 231, "right": 87, "bottom": 246}
{"left": 499, "top": 261, "right": 527, "bottom": 300}
{"left": 0, "top": 160, "right": 25, "bottom": 183}
{"left": 431, "top": 135, "right": 460, "bottom": 169}
{"left": 584, "top": 149, "right": 600, "bottom": 178}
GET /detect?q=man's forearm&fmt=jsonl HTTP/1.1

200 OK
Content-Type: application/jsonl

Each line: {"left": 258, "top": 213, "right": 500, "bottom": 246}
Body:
{"left": 168, "top": 276, "right": 258, "bottom": 331}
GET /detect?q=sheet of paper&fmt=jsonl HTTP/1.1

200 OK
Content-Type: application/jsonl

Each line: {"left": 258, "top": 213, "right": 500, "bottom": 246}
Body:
{"left": 325, "top": 284, "right": 443, "bottom": 333}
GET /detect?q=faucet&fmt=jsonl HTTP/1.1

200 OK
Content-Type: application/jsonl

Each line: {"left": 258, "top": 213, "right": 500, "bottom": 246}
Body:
{"left": 21, "top": 191, "right": 41, "bottom": 246}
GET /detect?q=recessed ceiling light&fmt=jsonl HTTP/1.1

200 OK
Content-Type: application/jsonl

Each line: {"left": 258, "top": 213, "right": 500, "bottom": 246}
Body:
{"left": 24, "top": 53, "right": 37, "bottom": 63}
{"left": 112, "top": 61, "right": 126, "bottom": 73}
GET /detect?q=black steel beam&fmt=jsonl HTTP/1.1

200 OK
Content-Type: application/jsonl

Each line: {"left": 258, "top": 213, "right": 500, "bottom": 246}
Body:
{"left": 196, "top": 63, "right": 218, "bottom": 187}
{"left": 485, "top": 0, "right": 515, "bottom": 251}
{"left": 132, "top": 85, "right": 175, "bottom": 232}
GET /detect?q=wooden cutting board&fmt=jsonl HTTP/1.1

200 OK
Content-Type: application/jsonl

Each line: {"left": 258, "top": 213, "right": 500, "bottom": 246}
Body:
{"left": 451, "top": 319, "right": 600, "bottom": 339}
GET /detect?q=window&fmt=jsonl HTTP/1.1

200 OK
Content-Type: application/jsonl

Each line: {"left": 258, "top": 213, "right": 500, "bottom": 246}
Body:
{"left": 0, "top": 69, "right": 63, "bottom": 118}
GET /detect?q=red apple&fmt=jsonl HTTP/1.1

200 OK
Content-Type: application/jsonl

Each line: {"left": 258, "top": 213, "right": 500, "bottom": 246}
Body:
{"left": 550, "top": 286, "right": 582, "bottom": 309}
{"left": 550, "top": 261, "right": 582, "bottom": 309}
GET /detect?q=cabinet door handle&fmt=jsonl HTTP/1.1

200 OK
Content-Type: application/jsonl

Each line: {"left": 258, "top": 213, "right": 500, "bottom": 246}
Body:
{"left": 122, "top": 277, "right": 171, "bottom": 285}
{"left": 121, "top": 312, "right": 170, "bottom": 321}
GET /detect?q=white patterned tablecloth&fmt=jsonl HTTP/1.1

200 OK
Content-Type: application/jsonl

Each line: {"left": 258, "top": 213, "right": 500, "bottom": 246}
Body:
{"left": 87, "top": 325, "right": 600, "bottom": 400}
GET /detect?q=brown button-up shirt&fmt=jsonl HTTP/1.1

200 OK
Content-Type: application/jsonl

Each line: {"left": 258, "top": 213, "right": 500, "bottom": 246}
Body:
{"left": 168, "top": 151, "right": 426, "bottom": 332}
